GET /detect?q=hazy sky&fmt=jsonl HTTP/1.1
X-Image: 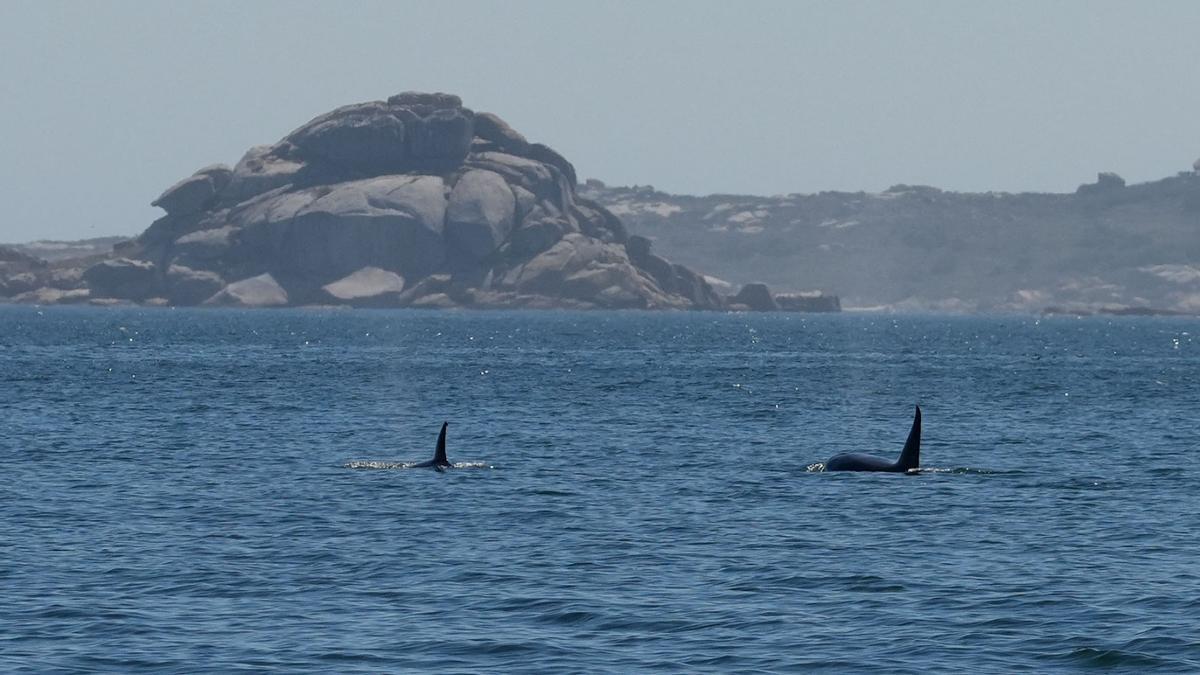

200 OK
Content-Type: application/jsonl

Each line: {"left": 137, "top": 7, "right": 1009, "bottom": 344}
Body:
{"left": 2, "top": 0, "right": 1199, "bottom": 242}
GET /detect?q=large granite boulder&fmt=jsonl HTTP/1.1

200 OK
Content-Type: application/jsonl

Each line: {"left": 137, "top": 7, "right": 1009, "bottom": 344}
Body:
{"left": 80, "top": 92, "right": 721, "bottom": 310}
{"left": 473, "top": 112, "right": 529, "bottom": 154}
{"left": 406, "top": 107, "right": 474, "bottom": 167}
{"left": 466, "top": 152, "right": 567, "bottom": 210}
{"left": 445, "top": 169, "right": 516, "bottom": 261}
{"left": 230, "top": 175, "right": 448, "bottom": 286}
{"left": 321, "top": 266, "right": 405, "bottom": 306}
{"left": 172, "top": 226, "right": 235, "bottom": 269}
{"left": 283, "top": 93, "right": 473, "bottom": 177}
{"left": 152, "top": 165, "right": 232, "bottom": 216}
{"left": 165, "top": 265, "right": 225, "bottom": 306}
{"left": 205, "top": 273, "right": 288, "bottom": 307}
{"left": 285, "top": 101, "right": 410, "bottom": 173}
{"left": 731, "top": 282, "right": 779, "bottom": 311}
{"left": 83, "top": 258, "right": 159, "bottom": 300}
{"left": 225, "top": 145, "right": 307, "bottom": 204}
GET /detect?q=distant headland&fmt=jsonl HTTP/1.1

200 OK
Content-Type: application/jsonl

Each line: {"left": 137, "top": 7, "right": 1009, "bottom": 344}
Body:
{"left": 0, "top": 93, "right": 835, "bottom": 313}
{"left": 579, "top": 168, "right": 1200, "bottom": 315}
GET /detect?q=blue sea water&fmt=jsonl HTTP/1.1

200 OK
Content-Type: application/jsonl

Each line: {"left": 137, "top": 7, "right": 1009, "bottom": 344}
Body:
{"left": 2, "top": 306, "right": 1199, "bottom": 673}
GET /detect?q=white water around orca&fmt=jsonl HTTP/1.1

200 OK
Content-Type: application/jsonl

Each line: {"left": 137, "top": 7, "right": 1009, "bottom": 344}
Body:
{"left": 2, "top": 306, "right": 1198, "bottom": 672}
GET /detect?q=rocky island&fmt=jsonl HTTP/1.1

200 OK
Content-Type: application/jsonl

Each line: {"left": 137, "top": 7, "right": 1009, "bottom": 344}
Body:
{"left": 1, "top": 93, "right": 835, "bottom": 312}
{"left": 26, "top": 89, "right": 1194, "bottom": 316}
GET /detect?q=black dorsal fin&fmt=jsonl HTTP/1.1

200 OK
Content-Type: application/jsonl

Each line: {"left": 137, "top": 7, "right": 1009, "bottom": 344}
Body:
{"left": 896, "top": 405, "right": 921, "bottom": 471}
{"left": 433, "top": 422, "right": 449, "bottom": 466}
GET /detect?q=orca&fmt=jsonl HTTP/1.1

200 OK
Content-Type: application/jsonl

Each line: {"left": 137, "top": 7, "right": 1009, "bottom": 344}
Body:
{"left": 409, "top": 422, "right": 452, "bottom": 470}
{"left": 825, "top": 406, "right": 921, "bottom": 472}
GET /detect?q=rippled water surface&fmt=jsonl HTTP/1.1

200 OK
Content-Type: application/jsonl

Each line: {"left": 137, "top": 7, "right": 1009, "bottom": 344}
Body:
{"left": 2, "top": 306, "right": 1199, "bottom": 672}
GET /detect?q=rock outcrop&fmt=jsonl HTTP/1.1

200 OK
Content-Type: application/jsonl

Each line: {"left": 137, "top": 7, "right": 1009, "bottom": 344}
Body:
{"left": 53, "top": 92, "right": 722, "bottom": 310}
{"left": 321, "top": 266, "right": 406, "bottom": 306}
{"left": 205, "top": 273, "right": 289, "bottom": 307}
{"left": 82, "top": 258, "right": 159, "bottom": 301}
{"left": 0, "top": 246, "right": 48, "bottom": 299}
{"left": 0, "top": 245, "right": 46, "bottom": 269}
{"left": 730, "top": 283, "right": 779, "bottom": 312}
{"left": 1075, "top": 171, "right": 1126, "bottom": 197}
{"left": 152, "top": 165, "right": 232, "bottom": 216}
{"left": 0, "top": 247, "right": 43, "bottom": 295}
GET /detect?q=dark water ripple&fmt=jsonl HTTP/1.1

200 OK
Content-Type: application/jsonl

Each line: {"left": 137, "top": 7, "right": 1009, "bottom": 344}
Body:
{"left": 2, "top": 307, "right": 1199, "bottom": 672}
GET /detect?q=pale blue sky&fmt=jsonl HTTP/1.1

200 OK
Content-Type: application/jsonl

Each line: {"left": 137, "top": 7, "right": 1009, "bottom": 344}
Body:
{"left": 2, "top": 0, "right": 1198, "bottom": 241}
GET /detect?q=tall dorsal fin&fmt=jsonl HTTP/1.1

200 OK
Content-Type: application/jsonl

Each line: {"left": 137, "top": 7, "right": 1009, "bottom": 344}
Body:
{"left": 433, "top": 422, "right": 448, "bottom": 466}
{"left": 896, "top": 405, "right": 921, "bottom": 471}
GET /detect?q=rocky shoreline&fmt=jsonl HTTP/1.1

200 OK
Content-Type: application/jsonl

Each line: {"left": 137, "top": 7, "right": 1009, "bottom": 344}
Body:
{"left": 0, "top": 93, "right": 837, "bottom": 313}
{"left": 581, "top": 168, "right": 1200, "bottom": 315}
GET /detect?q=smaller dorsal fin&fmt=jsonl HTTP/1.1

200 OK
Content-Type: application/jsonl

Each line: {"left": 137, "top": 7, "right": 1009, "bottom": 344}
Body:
{"left": 895, "top": 406, "right": 921, "bottom": 471}
{"left": 433, "top": 422, "right": 449, "bottom": 466}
